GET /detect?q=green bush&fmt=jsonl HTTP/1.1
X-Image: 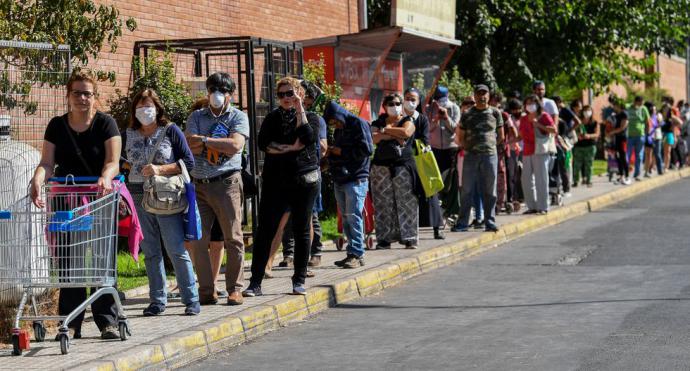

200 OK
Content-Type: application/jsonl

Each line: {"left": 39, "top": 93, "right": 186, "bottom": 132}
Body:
{"left": 108, "top": 50, "right": 193, "bottom": 130}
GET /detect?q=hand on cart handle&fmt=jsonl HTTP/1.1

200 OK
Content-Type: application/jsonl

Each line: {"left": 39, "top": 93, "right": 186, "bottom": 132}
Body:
{"left": 98, "top": 176, "right": 113, "bottom": 195}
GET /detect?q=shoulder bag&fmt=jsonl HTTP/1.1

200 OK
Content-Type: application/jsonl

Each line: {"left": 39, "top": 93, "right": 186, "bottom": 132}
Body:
{"left": 534, "top": 119, "right": 557, "bottom": 155}
{"left": 142, "top": 124, "right": 188, "bottom": 215}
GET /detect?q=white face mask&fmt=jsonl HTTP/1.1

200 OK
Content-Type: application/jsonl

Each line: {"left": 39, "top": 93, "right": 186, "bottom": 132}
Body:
{"left": 209, "top": 92, "right": 226, "bottom": 109}
{"left": 437, "top": 97, "right": 449, "bottom": 106}
{"left": 583, "top": 110, "right": 593, "bottom": 119}
{"left": 526, "top": 104, "right": 538, "bottom": 113}
{"left": 135, "top": 107, "right": 157, "bottom": 126}
{"left": 403, "top": 100, "right": 418, "bottom": 112}
{"left": 386, "top": 105, "right": 403, "bottom": 117}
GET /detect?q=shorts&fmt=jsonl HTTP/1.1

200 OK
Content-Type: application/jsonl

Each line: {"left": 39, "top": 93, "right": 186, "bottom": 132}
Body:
{"left": 210, "top": 218, "right": 224, "bottom": 242}
{"left": 664, "top": 132, "right": 675, "bottom": 146}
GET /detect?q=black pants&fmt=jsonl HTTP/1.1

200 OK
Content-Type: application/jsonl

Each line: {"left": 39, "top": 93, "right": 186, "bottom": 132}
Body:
{"left": 282, "top": 212, "right": 323, "bottom": 257}
{"left": 617, "top": 141, "right": 629, "bottom": 178}
{"left": 549, "top": 148, "right": 570, "bottom": 194}
{"left": 251, "top": 177, "right": 318, "bottom": 286}
{"left": 432, "top": 148, "right": 457, "bottom": 175}
{"left": 506, "top": 151, "right": 522, "bottom": 202}
{"left": 418, "top": 194, "right": 443, "bottom": 228}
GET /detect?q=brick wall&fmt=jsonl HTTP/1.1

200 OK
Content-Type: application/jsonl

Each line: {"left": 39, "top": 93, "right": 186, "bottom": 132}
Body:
{"left": 93, "top": 0, "right": 359, "bottom": 100}
{"left": 658, "top": 54, "right": 688, "bottom": 104}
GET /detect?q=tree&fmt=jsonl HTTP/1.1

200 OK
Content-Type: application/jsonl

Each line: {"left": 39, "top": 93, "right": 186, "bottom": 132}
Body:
{"left": 452, "top": 0, "right": 690, "bottom": 95}
{"left": 0, "top": 0, "right": 136, "bottom": 113}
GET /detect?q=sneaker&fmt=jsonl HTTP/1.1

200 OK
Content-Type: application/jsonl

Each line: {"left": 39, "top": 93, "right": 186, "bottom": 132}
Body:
{"left": 404, "top": 241, "right": 418, "bottom": 249}
{"left": 143, "top": 303, "right": 166, "bottom": 317}
{"left": 644, "top": 172, "right": 651, "bottom": 178}
{"left": 485, "top": 224, "right": 499, "bottom": 232}
{"left": 451, "top": 223, "right": 469, "bottom": 232}
{"left": 634, "top": 176, "right": 641, "bottom": 182}
{"left": 308, "top": 256, "right": 321, "bottom": 267}
{"left": 470, "top": 219, "right": 485, "bottom": 229}
{"left": 227, "top": 291, "right": 244, "bottom": 305}
{"left": 334, "top": 255, "right": 351, "bottom": 267}
{"left": 242, "top": 284, "right": 262, "bottom": 297}
{"left": 375, "top": 241, "right": 391, "bottom": 250}
{"left": 184, "top": 302, "right": 201, "bottom": 315}
{"left": 278, "top": 256, "right": 293, "bottom": 268}
{"left": 100, "top": 325, "right": 119, "bottom": 340}
{"left": 622, "top": 178, "right": 632, "bottom": 185}
{"left": 216, "top": 289, "right": 229, "bottom": 298}
{"left": 564, "top": 192, "right": 572, "bottom": 198}
{"left": 342, "top": 255, "right": 365, "bottom": 269}
{"left": 292, "top": 284, "right": 307, "bottom": 295}
{"left": 433, "top": 228, "right": 445, "bottom": 240}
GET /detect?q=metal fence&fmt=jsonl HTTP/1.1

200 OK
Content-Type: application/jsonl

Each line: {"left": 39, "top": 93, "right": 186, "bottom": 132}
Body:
{"left": 0, "top": 40, "right": 71, "bottom": 305}
{"left": 134, "top": 37, "right": 303, "bottom": 238}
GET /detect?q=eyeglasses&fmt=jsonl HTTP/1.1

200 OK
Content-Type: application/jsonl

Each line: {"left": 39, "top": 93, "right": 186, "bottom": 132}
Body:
{"left": 386, "top": 102, "right": 402, "bottom": 107}
{"left": 71, "top": 90, "right": 95, "bottom": 98}
{"left": 277, "top": 90, "right": 295, "bottom": 99}
{"left": 208, "top": 86, "right": 230, "bottom": 94}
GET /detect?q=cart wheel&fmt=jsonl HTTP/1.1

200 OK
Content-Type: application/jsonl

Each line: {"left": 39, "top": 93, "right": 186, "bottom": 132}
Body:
{"left": 33, "top": 321, "right": 46, "bottom": 342}
{"left": 58, "top": 334, "right": 69, "bottom": 355}
{"left": 11, "top": 334, "right": 21, "bottom": 356}
{"left": 366, "top": 235, "right": 375, "bottom": 250}
{"left": 119, "top": 321, "right": 130, "bottom": 341}
{"left": 335, "top": 237, "right": 345, "bottom": 251}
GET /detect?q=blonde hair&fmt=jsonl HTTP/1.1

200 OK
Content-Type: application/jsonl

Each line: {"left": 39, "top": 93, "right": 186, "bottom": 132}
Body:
{"left": 276, "top": 76, "right": 302, "bottom": 93}
{"left": 66, "top": 69, "right": 99, "bottom": 96}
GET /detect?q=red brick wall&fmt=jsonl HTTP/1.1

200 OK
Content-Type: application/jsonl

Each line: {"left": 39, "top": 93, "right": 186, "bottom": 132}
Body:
{"left": 658, "top": 55, "right": 688, "bottom": 104}
{"left": 93, "top": 0, "right": 359, "bottom": 99}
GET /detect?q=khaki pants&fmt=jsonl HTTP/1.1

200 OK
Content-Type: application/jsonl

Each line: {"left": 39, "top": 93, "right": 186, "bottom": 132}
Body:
{"left": 189, "top": 172, "right": 244, "bottom": 301}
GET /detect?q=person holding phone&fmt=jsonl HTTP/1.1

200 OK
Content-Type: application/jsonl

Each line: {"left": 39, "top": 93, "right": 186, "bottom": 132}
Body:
{"left": 244, "top": 77, "right": 320, "bottom": 297}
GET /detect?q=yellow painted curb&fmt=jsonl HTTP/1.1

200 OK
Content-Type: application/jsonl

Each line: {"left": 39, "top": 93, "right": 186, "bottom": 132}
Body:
{"left": 155, "top": 331, "right": 208, "bottom": 369}
{"left": 395, "top": 257, "right": 422, "bottom": 279}
{"left": 270, "top": 296, "right": 310, "bottom": 326}
{"left": 238, "top": 306, "right": 279, "bottom": 340}
{"left": 305, "top": 287, "right": 332, "bottom": 315}
{"left": 331, "top": 278, "right": 360, "bottom": 304}
{"left": 72, "top": 361, "right": 116, "bottom": 371}
{"left": 355, "top": 270, "right": 384, "bottom": 296}
{"left": 201, "top": 316, "right": 246, "bottom": 354}
{"left": 377, "top": 264, "right": 403, "bottom": 288}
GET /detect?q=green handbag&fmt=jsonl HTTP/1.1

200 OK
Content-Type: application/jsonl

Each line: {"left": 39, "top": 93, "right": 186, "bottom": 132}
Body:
{"left": 414, "top": 139, "right": 444, "bottom": 198}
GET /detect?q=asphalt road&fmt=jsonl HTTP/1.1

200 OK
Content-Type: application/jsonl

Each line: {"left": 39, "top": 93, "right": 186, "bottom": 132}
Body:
{"left": 184, "top": 179, "right": 690, "bottom": 371}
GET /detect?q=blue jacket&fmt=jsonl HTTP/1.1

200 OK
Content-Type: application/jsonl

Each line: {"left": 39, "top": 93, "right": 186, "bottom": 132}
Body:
{"left": 323, "top": 101, "right": 374, "bottom": 184}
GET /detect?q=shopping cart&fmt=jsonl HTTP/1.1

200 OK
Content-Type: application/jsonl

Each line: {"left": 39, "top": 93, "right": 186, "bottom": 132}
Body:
{"left": 0, "top": 176, "right": 130, "bottom": 356}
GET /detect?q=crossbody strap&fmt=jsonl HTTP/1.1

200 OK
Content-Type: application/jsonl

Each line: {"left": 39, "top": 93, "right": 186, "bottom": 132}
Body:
{"left": 147, "top": 123, "right": 173, "bottom": 165}
{"left": 63, "top": 117, "right": 94, "bottom": 175}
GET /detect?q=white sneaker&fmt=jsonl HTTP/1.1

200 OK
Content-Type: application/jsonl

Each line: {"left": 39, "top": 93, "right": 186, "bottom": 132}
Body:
{"left": 564, "top": 192, "right": 572, "bottom": 198}
{"left": 622, "top": 178, "right": 632, "bottom": 185}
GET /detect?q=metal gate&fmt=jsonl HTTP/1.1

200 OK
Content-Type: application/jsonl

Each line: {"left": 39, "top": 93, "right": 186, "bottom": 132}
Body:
{"left": 133, "top": 37, "right": 303, "bottom": 238}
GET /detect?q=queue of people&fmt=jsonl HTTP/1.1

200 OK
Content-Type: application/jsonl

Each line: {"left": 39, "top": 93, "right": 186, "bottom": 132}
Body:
{"left": 28, "top": 68, "right": 690, "bottom": 333}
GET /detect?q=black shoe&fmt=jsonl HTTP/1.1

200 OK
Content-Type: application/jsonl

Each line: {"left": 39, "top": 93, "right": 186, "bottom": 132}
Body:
{"left": 471, "top": 219, "right": 485, "bottom": 229}
{"left": 485, "top": 224, "right": 499, "bottom": 233}
{"left": 242, "top": 284, "right": 262, "bottom": 297}
{"left": 335, "top": 254, "right": 353, "bottom": 267}
{"left": 375, "top": 241, "right": 391, "bottom": 250}
{"left": 143, "top": 302, "right": 166, "bottom": 316}
{"left": 434, "top": 228, "right": 445, "bottom": 240}
{"left": 523, "top": 209, "right": 537, "bottom": 215}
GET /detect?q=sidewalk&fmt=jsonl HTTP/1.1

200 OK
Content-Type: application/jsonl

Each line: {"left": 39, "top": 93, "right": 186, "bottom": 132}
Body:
{"left": 1, "top": 169, "right": 687, "bottom": 370}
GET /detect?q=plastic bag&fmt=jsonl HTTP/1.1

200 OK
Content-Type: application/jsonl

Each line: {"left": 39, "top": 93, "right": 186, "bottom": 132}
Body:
{"left": 414, "top": 140, "right": 444, "bottom": 198}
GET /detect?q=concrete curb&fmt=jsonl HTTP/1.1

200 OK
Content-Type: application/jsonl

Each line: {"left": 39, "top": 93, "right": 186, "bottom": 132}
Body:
{"left": 76, "top": 169, "right": 690, "bottom": 371}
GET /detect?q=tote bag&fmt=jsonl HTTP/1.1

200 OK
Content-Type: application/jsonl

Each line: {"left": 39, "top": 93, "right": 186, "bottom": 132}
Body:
{"left": 414, "top": 140, "right": 444, "bottom": 197}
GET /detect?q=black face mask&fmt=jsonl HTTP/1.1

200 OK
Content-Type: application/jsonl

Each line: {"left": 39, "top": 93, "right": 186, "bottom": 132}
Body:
{"left": 278, "top": 106, "right": 297, "bottom": 136}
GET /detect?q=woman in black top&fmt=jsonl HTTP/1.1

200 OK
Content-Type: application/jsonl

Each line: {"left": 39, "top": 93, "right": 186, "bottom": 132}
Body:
{"left": 572, "top": 105, "right": 600, "bottom": 187}
{"left": 404, "top": 88, "right": 445, "bottom": 240}
{"left": 29, "top": 70, "right": 122, "bottom": 340}
{"left": 244, "top": 77, "right": 319, "bottom": 297}
{"left": 370, "top": 93, "right": 419, "bottom": 249}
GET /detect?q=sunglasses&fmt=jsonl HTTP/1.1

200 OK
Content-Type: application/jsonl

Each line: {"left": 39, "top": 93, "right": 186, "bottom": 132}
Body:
{"left": 386, "top": 102, "right": 402, "bottom": 107}
{"left": 71, "top": 90, "right": 95, "bottom": 98}
{"left": 208, "top": 86, "right": 230, "bottom": 94}
{"left": 277, "top": 90, "right": 295, "bottom": 99}
{"left": 462, "top": 101, "right": 475, "bottom": 106}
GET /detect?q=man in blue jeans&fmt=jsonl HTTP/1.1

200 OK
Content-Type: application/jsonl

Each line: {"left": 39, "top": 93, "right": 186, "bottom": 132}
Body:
{"left": 452, "top": 84, "right": 504, "bottom": 232}
{"left": 626, "top": 95, "right": 650, "bottom": 181}
{"left": 323, "top": 101, "right": 373, "bottom": 268}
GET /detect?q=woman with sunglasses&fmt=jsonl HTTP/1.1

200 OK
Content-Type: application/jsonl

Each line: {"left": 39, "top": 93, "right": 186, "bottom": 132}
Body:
{"left": 244, "top": 77, "right": 320, "bottom": 297}
{"left": 370, "top": 93, "right": 419, "bottom": 249}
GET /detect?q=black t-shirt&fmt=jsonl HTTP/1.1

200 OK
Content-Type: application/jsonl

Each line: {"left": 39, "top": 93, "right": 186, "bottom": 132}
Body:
{"left": 371, "top": 114, "right": 415, "bottom": 166}
{"left": 44, "top": 112, "right": 121, "bottom": 177}
{"left": 612, "top": 111, "right": 629, "bottom": 144}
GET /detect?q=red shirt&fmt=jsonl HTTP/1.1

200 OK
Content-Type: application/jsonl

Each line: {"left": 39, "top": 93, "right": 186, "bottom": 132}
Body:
{"left": 519, "top": 113, "right": 555, "bottom": 156}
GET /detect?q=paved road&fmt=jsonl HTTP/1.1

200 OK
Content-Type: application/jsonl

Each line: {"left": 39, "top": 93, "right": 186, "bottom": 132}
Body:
{"left": 184, "top": 179, "right": 690, "bottom": 371}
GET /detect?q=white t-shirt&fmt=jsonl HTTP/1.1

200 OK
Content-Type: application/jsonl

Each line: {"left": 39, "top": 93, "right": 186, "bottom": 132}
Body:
{"left": 542, "top": 97, "right": 559, "bottom": 116}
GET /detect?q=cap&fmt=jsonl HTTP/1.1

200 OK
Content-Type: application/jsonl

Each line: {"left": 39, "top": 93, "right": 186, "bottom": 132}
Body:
{"left": 434, "top": 86, "right": 449, "bottom": 99}
{"left": 474, "top": 84, "right": 490, "bottom": 93}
